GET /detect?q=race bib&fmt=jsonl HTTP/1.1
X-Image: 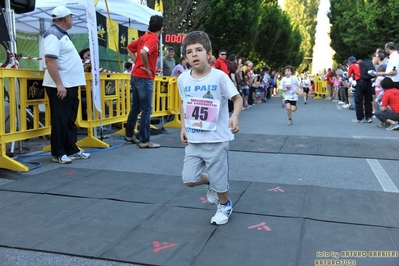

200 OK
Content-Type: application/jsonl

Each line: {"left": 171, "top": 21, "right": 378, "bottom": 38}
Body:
{"left": 184, "top": 97, "right": 220, "bottom": 131}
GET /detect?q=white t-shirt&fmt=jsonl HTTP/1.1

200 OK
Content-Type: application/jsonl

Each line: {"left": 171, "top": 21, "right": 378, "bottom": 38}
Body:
{"left": 178, "top": 68, "right": 239, "bottom": 143}
{"left": 280, "top": 76, "right": 300, "bottom": 101}
{"left": 43, "top": 24, "right": 86, "bottom": 88}
{"left": 302, "top": 78, "right": 311, "bottom": 88}
{"left": 386, "top": 51, "right": 399, "bottom": 82}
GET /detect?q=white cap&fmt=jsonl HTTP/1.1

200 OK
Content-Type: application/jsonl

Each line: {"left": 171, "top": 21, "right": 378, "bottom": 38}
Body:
{"left": 52, "top": 6, "right": 76, "bottom": 19}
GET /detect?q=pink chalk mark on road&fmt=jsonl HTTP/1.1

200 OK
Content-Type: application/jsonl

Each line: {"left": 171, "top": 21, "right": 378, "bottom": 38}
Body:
{"left": 299, "top": 136, "right": 308, "bottom": 139}
{"left": 248, "top": 222, "right": 271, "bottom": 231}
{"left": 200, "top": 197, "right": 207, "bottom": 204}
{"left": 153, "top": 241, "right": 178, "bottom": 253}
{"left": 267, "top": 187, "right": 284, "bottom": 192}
{"left": 295, "top": 144, "right": 306, "bottom": 148}
{"left": 60, "top": 171, "right": 74, "bottom": 175}
{"left": 266, "top": 139, "right": 275, "bottom": 142}
{"left": 258, "top": 147, "right": 267, "bottom": 151}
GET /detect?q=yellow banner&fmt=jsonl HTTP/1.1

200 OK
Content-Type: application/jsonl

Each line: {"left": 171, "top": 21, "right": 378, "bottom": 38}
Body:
{"left": 107, "top": 18, "right": 119, "bottom": 52}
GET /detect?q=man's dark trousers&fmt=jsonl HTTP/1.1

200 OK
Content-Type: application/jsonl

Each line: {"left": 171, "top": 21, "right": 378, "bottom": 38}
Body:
{"left": 354, "top": 79, "right": 373, "bottom": 120}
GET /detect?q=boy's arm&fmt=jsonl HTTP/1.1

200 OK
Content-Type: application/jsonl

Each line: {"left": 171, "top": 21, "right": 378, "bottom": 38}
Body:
{"left": 180, "top": 100, "right": 188, "bottom": 145}
{"left": 229, "top": 94, "right": 243, "bottom": 133}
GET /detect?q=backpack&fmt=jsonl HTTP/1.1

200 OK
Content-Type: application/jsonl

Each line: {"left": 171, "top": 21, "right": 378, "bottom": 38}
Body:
{"left": 359, "top": 60, "right": 375, "bottom": 80}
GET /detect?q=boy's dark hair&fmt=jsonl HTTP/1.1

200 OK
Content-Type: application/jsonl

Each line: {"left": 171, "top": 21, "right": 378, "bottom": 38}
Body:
{"left": 148, "top": 15, "right": 164, "bottom": 32}
{"left": 182, "top": 31, "right": 212, "bottom": 56}
{"left": 79, "top": 48, "right": 90, "bottom": 59}
{"left": 284, "top": 65, "right": 294, "bottom": 73}
{"left": 381, "top": 77, "right": 394, "bottom": 89}
{"left": 125, "top": 62, "right": 132, "bottom": 69}
{"left": 376, "top": 51, "right": 386, "bottom": 61}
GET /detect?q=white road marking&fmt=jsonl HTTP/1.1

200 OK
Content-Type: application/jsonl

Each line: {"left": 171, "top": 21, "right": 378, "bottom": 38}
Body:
{"left": 367, "top": 159, "right": 399, "bottom": 193}
{"left": 352, "top": 135, "right": 399, "bottom": 141}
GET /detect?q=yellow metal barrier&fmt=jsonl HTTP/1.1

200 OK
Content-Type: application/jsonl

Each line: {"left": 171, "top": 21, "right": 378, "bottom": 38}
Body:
{"left": 0, "top": 70, "right": 180, "bottom": 172}
{"left": 75, "top": 73, "right": 131, "bottom": 148}
{"left": 0, "top": 69, "right": 50, "bottom": 172}
{"left": 114, "top": 75, "right": 181, "bottom": 136}
{"left": 155, "top": 76, "right": 181, "bottom": 129}
{"left": 314, "top": 80, "right": 328, "bottom": 99}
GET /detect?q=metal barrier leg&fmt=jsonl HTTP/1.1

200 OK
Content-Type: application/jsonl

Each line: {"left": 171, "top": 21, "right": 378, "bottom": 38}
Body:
{"left": 76, "top": 128, "right": 109, "bottom": 148}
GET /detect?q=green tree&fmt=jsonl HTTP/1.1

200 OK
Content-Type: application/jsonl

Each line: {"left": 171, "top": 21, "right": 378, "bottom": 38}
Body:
{"left": 200, "top": 0, "right": 262, "bottom": 57}
{"left": 284, "top": 0, "right": 319, "bottom": 72}
{"left": 253, "top": 1, "right": 303, "bottom": 69}
{"left": 329, "top": 0, "right": 399, "bottom": 63}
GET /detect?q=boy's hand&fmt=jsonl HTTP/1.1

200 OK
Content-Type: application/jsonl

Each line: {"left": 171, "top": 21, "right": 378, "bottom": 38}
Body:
{"left": 229, "top": 116, "right": 240, "bottom": 133}
{"left": 180, "top": 130, "right": 188, "bottom": 145}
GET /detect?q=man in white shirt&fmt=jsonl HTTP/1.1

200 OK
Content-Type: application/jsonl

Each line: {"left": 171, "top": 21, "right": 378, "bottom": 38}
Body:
{"left": 43, "top": 6, "right": 90, "bottom": 164}
{"left": 375, "top": 42, "right": 399, "bottom": 82}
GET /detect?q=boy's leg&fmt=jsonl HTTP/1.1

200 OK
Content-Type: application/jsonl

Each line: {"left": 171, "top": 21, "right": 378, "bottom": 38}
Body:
{"left": 205, "top": 142, "right": 233, "bottom": 225}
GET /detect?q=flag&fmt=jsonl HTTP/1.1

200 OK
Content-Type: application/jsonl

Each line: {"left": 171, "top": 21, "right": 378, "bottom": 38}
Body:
{"left": 119, "top": 24, "right": 128, "bottom": 54}
{"left": 107, "top": 17, "right": 118, "bottom": 52}
{"left": 96, "top": 12, "right": 107, "bottom": 48}
{"left": 85, "top": 0, "right": 101, "bottom": 113}
{"left": 154, "top": 0, "right": 164, "bottom": 13}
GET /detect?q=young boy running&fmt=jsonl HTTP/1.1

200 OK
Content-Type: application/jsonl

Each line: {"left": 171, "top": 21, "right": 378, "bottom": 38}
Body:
{"left": 280, "top": 65, "right": 300, "bottom": 125}
{"left": 178, "top": 31, "right": 243, "bottom": 225}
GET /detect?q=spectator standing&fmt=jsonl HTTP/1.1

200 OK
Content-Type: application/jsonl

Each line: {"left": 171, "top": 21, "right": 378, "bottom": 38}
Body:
{"left": 325, "top": 68, "right": 333, "bottom": 100}
{"left": 348, "top": 56, "right": 373, "bottom": 123}
{"left": 160, "top": 46, "right": 175, "bottom": 76}
{"left": 171, "top": 57, "right": 187, "bottom": 77}
{"left": 43, "top": 6, "right": 90, "bottom": 164}
{"left": 375, "top": 42, "right": 399, "bottom": 82}
{"left": 213, "top": 49, "right": 229, "bottom": 75}
{"left": 124, "top": 15, "right": 164, "bottom": 148}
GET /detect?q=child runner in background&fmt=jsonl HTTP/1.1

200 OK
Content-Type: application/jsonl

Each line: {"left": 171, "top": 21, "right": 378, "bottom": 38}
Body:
{"left": 332, "top": 70, "right": 341, "bottom": 102}
{"left": 302, "top": 73, "right": 311, "bottom": 104}
{"left": 280, "top": 65, "right": 300, "bottom": 125}
{"left": 178, "top": 31, "right": 243, "bottom": 225}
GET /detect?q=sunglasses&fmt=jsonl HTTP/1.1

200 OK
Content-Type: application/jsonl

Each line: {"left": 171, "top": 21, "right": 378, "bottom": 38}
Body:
{"left": 220, "top": 53, "right": 227, "bottom": 56}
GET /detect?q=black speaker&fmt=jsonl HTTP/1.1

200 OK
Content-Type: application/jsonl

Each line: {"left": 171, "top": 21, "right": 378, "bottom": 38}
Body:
{"left": 0, "top": 0, "right": 35, "bottom": 14}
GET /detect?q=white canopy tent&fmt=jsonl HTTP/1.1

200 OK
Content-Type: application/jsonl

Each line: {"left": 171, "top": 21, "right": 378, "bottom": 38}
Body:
{"left": 14, "top": 0, "right": 162, "bottom": 34}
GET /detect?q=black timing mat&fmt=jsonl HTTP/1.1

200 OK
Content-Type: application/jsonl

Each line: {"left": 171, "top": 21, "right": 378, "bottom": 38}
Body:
{"left": 156, "top": 133, "right": 399, "bottom": 160}
{"left": 0, "top": 167, "right": 398, "bottom": 265}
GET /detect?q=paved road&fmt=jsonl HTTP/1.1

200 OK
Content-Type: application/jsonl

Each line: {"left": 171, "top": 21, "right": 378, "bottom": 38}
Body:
{"left": 1, "top": 95, "right": 398, "bottom": 265}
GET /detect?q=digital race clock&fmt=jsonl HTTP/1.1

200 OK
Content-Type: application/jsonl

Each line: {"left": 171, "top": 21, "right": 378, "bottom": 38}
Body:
{"left": 162, "top": 33, "right": 186, "bottom": 45}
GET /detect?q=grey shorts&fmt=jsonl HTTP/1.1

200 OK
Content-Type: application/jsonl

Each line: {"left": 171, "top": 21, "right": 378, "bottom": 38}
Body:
{"left": 182, "top": 142, "right": 230, "bottom": 193}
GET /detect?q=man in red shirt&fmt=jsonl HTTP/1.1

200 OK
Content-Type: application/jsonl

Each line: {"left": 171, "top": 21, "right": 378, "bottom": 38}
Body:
{"left": 325, "top": 68, "right": 333, "bottom": 100}
{"left": 213, "top": 49, "right": 229, "bottom": 75}
{"left": 348, "top": 56, "right": 373, "bottom": 123}
{"left": 375, "top": 77, "right": 399, "bottom": 130}
{"left": 125, "top": 15, "right": 164, "bottom": 148}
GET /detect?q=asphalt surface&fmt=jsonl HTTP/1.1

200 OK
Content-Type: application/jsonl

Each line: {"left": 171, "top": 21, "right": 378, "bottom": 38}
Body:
{"left": 0, "top": 94, "right": 398, "bottom": 266}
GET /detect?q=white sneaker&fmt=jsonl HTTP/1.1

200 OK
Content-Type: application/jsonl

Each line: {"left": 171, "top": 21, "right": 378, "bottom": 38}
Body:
{"left": 205, "top": 184, "right": 218, "bottom": 205}
{"left": 338, "top": 101, "right": 344, "bottom": 105}
{"left": 211, "top": 199, "right": 233, "bottom": 225}
{"left": 342, "top": 104, "right": 349, "bottom": 109}
{"left": 52, "top": 154, "right": 72, "bottom": 164}
{"left": 68, "top": 151, "right": 91, "bottom": 160}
